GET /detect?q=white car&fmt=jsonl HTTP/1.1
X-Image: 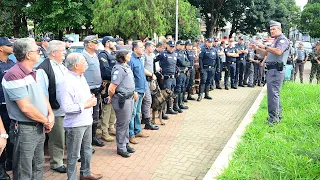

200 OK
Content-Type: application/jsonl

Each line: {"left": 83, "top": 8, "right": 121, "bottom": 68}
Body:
{"left": 69, "top": 42, "right": 104, "bottom": 53}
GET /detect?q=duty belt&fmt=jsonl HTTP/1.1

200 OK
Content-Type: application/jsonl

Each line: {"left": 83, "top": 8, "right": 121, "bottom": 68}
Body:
{"left": 266, "top": 64, "right": 278, "bottom": 70}
{"left": 228, "top": 62, "right": 235, "bottom": 64}
{"left": 238, "top": 58, "right": 244, "bottom": 60}
{"left": 164, "top": 74, "right": 175, "bottom": 79}
{"left": 115, "top": 91, "right": 134, "bottom": 99}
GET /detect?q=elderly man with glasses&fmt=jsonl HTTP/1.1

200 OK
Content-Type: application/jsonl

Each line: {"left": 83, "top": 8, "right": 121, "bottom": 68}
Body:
{"left": 37, "top": 40, "right": 68, "bottom": 173}
{"left": 2, "top": 38, "right": 55, "bottom": 180}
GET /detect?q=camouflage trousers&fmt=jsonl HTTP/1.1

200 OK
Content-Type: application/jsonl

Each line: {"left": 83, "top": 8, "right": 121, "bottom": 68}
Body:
{"left": 309, "top": 63, "right": 320, "bottom": 84}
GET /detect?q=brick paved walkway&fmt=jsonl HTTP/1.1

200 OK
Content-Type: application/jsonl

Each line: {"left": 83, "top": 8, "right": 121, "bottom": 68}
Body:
{"left": 7, "top": 84, "right": 263, "bottom": 180}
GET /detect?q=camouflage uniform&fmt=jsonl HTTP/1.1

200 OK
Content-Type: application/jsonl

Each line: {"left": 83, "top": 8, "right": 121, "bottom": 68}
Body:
{"left": 309, "top": 51, "right": 320, "bottom": 84}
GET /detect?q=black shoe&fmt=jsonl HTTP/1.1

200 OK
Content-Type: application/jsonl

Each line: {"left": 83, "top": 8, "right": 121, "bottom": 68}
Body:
{"left": 4, "top": 160, "right": 12, "bottom": 171}
{"left": 144, "top": 123, "right": 159, "bottom": 130}
{"left": 126, "top": 145, "right": 136, "bottom": 153}
{"left": 187, "top": 95, "right": 196, "bottom": 100}
{"left": 167, "top": 108, "right": 178, "bottom": 114}
{"left": 183, "top": 96, "right": 188, "bottom": 103}
{"left": 231, "top": 86, "right": 237, "bottom": 89}
{"left": 239, "top": 84, "right": 245, "bottom": 87}
{"left": 92, "top": 149, "right": 96, "bottom": 154}
{"left": 52, "top": 165, "right": 67, "bottom": 173}
{"left": 117, "top": 150, "right": 131, "bottom": 158}
{"left": 197, "top": 95, "right": 203, "bottom": 101}
{"left": 216, "top": 86, "right": 222, "bottom": 89}
{"left": 0, "top": 167, "right": 9, "bottom": 180}
{"left": 173, "top": 107, "right": 183, "bottom": 113}
{"left": 162, "top": 113, "right": 169, "bottom": 120}
{"left": 179, "top": 104, "right": 189, "bottom": 109}
{"left": 225, "top": 86, "right": 229, "bottom": 90}
{"left": 92, "top": 137, "right": 105, "bottom": 147}
{"left": 248, "top": 84, "right": 254, "bottom": 88}
{"left": 243, "top": 82, "right": 248, "bottom": 85}
{"left": 204, "top": 95, "right": 212, "bottom": 100}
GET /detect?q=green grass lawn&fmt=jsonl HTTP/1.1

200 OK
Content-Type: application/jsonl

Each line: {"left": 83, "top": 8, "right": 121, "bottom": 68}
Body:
{"left": 218, "top": 82, "right": 320, "bottom": 179}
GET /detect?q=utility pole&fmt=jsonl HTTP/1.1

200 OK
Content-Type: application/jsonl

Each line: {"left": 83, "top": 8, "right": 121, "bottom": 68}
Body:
{"left": 175, "top": 0, "right": 178, "bottom": 42}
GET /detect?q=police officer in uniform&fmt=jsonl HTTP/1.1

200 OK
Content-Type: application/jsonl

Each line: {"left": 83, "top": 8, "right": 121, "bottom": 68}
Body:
{"left": 251, "top": 20, "right": 290, "bottom": 126}
{"left": 158, "top": 41, "right": 178, "bottom": 114}
{"left": 309, "top": 43, "right": 320, "bottom": 83}
{"left": 98, "top": 36, "right": 118, "bottom": 142}
{"left": 0, "top": 37, "right": 14, "bottom": 180}
{"left": 294, "top": 42, "right": 308, "bottom": 83}
{"left": 254, "top": 36, "right": 266, "bottom": 86}
{"left": 185, "top": 40, "right": 196, "bottom": 100}
{"left": 174, "top": 40, "right": 190, "bottom": 112}
{"left": 235, "top": 36, "right": 248, "bottom": 87}
{"left": 108, "top": 50, "right": 136, "bottom": 158}
{"left": 82, "top": 35, "right": 105, "bottom": 147}
{"left": 197, "top": 38, "right": 220, "bottom": 101}
{"left": 225, "top": 39, "right": 239, "bottom": 89}
{"left": 243, "top": 44, "right": 256, "bottom": 87}
{"left": 213, "top": 38, "right": 224, "bottom": 89}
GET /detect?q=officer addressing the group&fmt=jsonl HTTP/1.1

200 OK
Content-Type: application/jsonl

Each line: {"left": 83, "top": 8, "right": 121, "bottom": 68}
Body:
{"left": 250, "top": 20, "right": 290, "bottom": 126}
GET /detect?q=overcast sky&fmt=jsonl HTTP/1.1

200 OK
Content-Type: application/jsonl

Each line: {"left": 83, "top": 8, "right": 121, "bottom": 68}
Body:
{"left": 296, "top": 0, "right": 308, "bottom": 9}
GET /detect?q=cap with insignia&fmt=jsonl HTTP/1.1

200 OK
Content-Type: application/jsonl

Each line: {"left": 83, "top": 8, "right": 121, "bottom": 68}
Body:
{"left": 83, "top": 35, "right": 100, "bottom": 45}
{"left": 167, "top": 40, "right": 175, "bottom": 47}
{"left": 176, "top": 40, "right": 185, "bottom": 45}
{"left": 102, "top": 36, "right": 116, "bottom": 46}
{"left": 185, "top": 40, "right": 192, "bottom": 46}
{"left": 238, "top": 36, "right": 244, "bottom": 40}
{"left": 206, "top": 38, "right": 213, "bottom": 43}
{"left": 213, "top": 37, "right": 219, "bottom": 42}
{"left": 270, "top": 20, "right": 281, "bottom": 27}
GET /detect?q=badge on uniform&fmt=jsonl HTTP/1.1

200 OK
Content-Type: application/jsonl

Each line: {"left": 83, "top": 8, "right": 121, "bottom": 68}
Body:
{"left": 101, "top": 57, "right": 107, "bottom": 62}
{"left": 112, "top": 70, "right": 119, "bottom": 80}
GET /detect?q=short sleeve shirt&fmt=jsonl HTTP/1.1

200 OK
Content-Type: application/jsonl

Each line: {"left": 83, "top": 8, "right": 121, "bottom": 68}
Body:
{"left": 2, "top": 62, "right": 48, "bottom": 122}
{"left": 111, "top": 63, "right": 135, "bottom": 93}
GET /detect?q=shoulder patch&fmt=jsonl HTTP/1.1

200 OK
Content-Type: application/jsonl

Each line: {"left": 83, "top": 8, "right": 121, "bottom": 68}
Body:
{"left": 280, "top": 40, "right": 285, "bottom": 43}
{"left": 100, "top": 57, "right": 107, "bottom": 62}
{"left": 113, "top": 70, "right": 119, "bottom": 75}
{"left": 112, "top": 74, "right": 118, "bottom": 81}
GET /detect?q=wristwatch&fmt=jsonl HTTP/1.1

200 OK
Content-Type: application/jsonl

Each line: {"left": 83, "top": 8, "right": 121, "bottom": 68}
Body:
{"left": 0, "top": 134, "right": 8, "bottom": 139}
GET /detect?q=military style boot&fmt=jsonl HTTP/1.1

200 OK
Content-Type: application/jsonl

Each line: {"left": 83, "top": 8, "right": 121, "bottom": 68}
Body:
{"left": 162, "top": 111, "right": 169, "bottom": 120}
{"left": 183, "top": 92, "right": 188, "bottom": 103}
{"left": 187, "top": 89, "right": 196, "bottom": 100}
{"left": 144, "top": 118, "right": 159, "bottom": 130}
{"left": 179, "top": 93, "right": 189, "bottom": 109}
{"left": 204, "top": 86, "right": 212, "bottom": 100}
{"left": 166, "top": 99, "right": 178, "bottom": 114}
{"left": 173, "top": 94, "right": 183, "bottom": 113}
{"left": 197, "top": 85, "right": 204, "bottom": 101}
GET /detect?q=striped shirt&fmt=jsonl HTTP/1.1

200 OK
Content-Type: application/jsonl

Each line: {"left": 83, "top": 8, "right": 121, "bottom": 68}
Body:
{"left": 2, "top": 62, "right": 48, "bottom": 122}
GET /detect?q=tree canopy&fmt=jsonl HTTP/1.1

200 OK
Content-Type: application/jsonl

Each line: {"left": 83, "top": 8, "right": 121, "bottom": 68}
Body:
{"left": 92, "top": 0, "right": 200, "bottom": 40}
{"left": 299, "top": 2, "right": 320, "bottom": 38}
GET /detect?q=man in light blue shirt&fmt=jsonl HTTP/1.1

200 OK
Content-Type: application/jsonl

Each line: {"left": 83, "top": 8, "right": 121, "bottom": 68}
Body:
{"left": 37, "top": 40, "right": 68, "bottom": 173}
{"left": 60, "top": 53, "right": 103, "bottom": 180}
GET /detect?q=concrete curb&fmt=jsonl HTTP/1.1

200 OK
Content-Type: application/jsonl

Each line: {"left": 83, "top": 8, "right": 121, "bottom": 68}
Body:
{"left": 203, "top": 85, "right": 267, "bottom": 180}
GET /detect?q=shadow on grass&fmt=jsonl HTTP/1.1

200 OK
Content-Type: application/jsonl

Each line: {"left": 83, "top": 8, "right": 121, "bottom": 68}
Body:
{"left": 218, "top": 82, "right": 320, "bottom": 179}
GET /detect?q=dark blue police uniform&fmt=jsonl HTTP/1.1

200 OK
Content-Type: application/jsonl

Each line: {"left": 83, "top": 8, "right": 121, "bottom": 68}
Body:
{"left": 185, "top": 48, "right": 196, "bottom": 100}
{"left": 225, "top": 46, "right": 238, "bottom": 89}
{"left": 197, "top": 44, "right": 219, "bottom": 101}
{"left": 157, "top": 44, "right": 178, "bottom": 114}
{"left": 214, "top": 45, "right": 223, "bottom": 89}
{"left": 174, "top": 45, "right": 190, "bottom": 111}
{"left": 235, "top": 42, "right": 247, "bottom": 87}
{"left": 0, "top": 58, "right": 14, "bottom": 170}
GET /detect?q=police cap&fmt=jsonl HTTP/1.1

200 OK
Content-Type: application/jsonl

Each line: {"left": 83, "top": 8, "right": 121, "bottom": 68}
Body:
{"left": 238, "top": 36, "right": 244, "bottom": 40}
{"left": 213, "top": 37, "right": 219, "bottom": 42}
{"left": 102, "top": 36, "right": 116, "bottom": 46}
{"left": 84, "top": 35, "right": 100, "bottom": 45}
{"left": 63, "top": 37, "right": 74, "bottom": 43}
{"left": 0, "top": 37, "right": 13, "bottom": 46}
{"left": 176, "top": 40, "right": 185, "bottom": 45}
{"left": 167, "top": 40, "right": 175, "bottom": 47}
{"left": 206, "top": 38, "right": 213, "bottom": 43}
{"left": 270, "top": 20, "right": 281, "bottom": 27}
{"left": 185, "top": 40, "right": 192, "bottom": 46}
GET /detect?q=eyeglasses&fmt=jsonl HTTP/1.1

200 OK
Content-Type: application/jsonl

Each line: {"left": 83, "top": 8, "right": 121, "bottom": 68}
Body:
{"left": 29, "top": 47, "right": 41, "bottom": 54}
{"left": 64, "top": 40, "right": 74, "bottom": 43}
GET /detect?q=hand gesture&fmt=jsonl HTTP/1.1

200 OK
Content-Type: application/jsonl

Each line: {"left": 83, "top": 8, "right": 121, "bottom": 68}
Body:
{"left": 85, "top": 94, "right": 97, "bottom": 108}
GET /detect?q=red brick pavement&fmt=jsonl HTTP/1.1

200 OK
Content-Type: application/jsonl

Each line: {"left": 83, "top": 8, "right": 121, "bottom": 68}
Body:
{"left": 7, "top": 85, "right": 262, "bottom": 180}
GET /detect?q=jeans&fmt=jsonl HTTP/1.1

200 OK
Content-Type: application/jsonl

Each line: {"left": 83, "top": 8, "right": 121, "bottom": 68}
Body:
{"left": 129, "top": 93, "right": 143, "bottom": 137}
{"left": 65, "top": 125, "right": 92, "bottom": 180}
{"left": 10, "top": 122, "right": 45, "bottom": 180}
